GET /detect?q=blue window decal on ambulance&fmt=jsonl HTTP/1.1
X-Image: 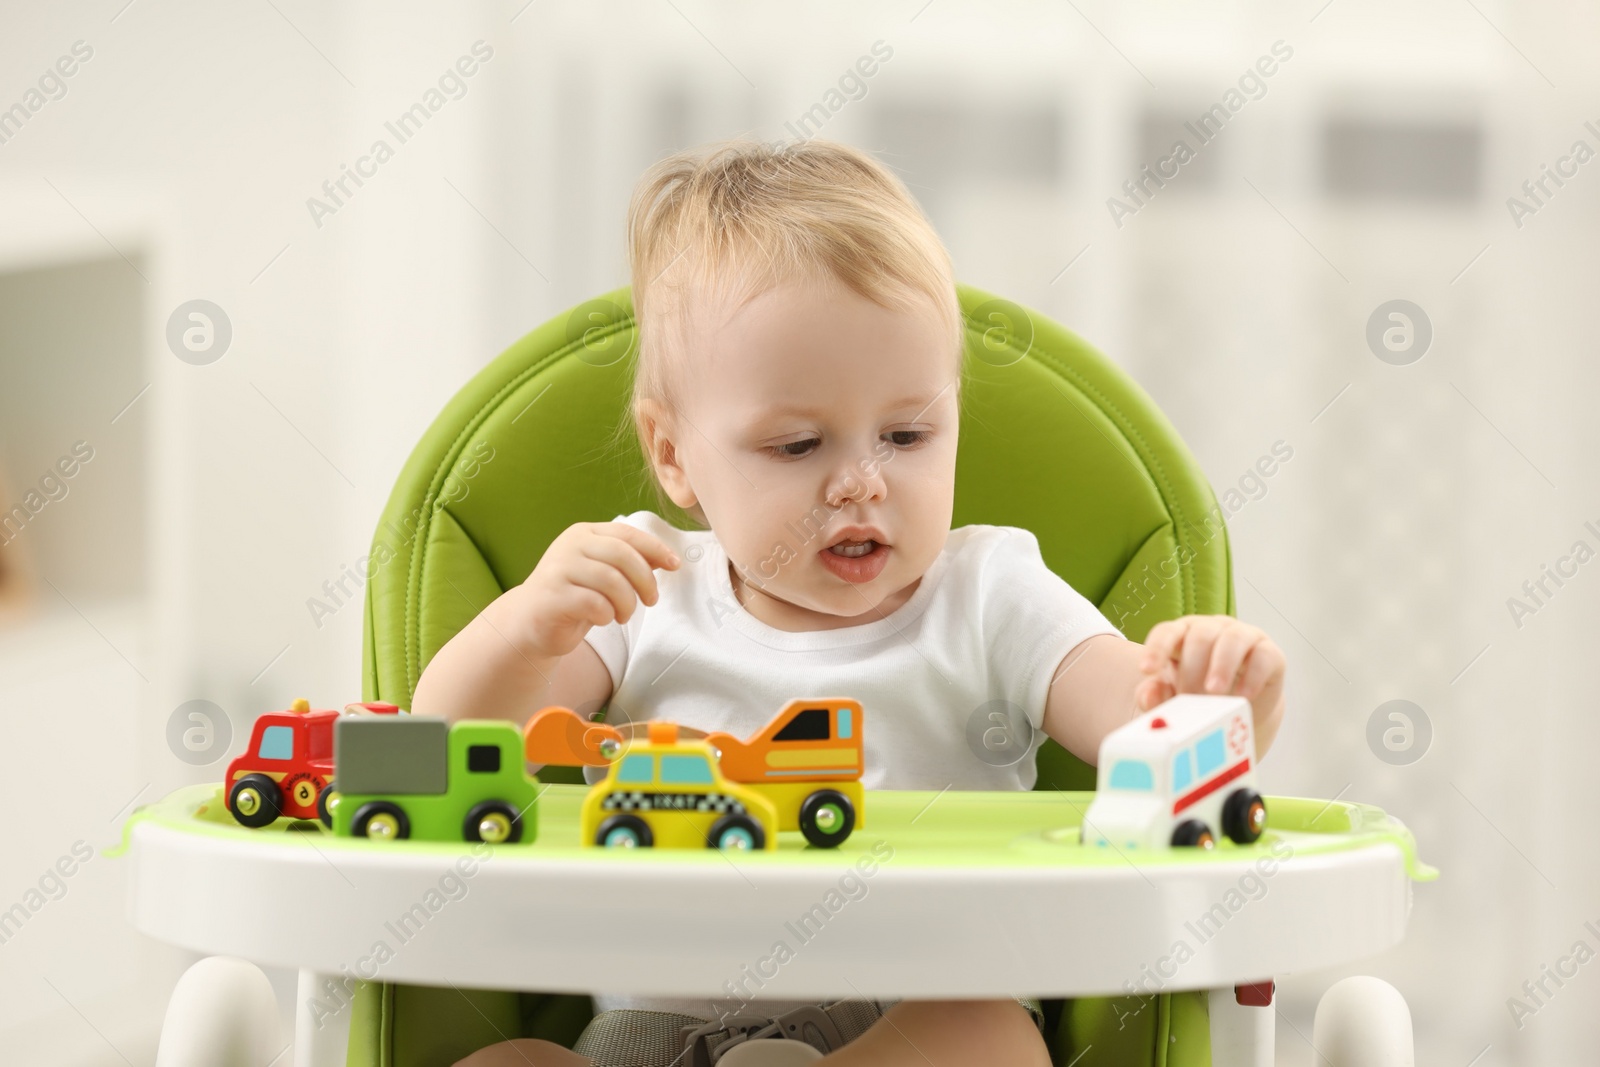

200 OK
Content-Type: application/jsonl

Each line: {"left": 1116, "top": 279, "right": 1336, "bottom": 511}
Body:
{"left": 1172, "top": 749, "right": 1193, "bottom": 791}
{"left": 1195, "top": 730, "right": 1225, "bottom": 775}
{"left": 1108, "top": 760, "right": 1153, "bottom": 791}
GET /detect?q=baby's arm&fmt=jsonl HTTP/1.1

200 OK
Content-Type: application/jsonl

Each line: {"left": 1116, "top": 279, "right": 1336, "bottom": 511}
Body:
{"left": 411, "top": 522, "right": 680, "bottom": 726}
{"left": 1041, "top": 617, "right": 1286, "bottom": 766}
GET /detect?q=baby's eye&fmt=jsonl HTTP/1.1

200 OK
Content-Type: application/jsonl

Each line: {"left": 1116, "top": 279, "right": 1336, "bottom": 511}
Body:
{"left": 882, "top": 429, "right": 930, "bottom": 448}
{"left": 766, "top": 437, "right": 820, "bottom": 459}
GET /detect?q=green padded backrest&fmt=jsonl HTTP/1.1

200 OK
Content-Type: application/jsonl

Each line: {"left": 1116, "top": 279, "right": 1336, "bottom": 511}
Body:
{"left": 361, "top": 283, "right": 1234, "bottom": 788}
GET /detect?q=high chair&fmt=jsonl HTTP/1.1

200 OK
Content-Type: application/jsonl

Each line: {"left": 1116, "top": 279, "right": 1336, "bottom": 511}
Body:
{"left": 131, "top": 284, "right": 1432, "bottom": 1067}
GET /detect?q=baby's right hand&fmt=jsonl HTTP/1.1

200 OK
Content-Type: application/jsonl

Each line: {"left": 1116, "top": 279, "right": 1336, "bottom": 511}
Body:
{"left": 515, "top": 521, "right": 681, "bottom": 657}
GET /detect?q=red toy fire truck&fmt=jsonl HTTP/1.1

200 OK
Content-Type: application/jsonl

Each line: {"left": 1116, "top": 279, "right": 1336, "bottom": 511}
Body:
{"left": 224, "top": 699, "right": 400, "bottom": 828}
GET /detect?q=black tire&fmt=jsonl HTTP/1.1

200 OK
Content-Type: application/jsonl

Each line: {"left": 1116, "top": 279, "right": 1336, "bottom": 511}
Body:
{"left": 595, "top": 813, "right": 653, "bottom": 848}
{"left": 708, "top": 812, "right": 766, "bottom": 851}
{"left": 798, "top": 789, "right": 855, "bottom": 848}
{"left": 1222, "top": 789, "right": 1267, "bottom": 845}
{"left": 464, "top": 800, "right": 523, "bottom": 844}
{"left": 316, "top": 784, "right": 338, "bottom": 829}
{"left": 228, "top": 774, "right": 283, "bottom": 829}
{"left": 1171, "top": 819, "right": 1215, "bottom": 849}
{"left": 351, "top": 800, "right": 411, "bottom": 840}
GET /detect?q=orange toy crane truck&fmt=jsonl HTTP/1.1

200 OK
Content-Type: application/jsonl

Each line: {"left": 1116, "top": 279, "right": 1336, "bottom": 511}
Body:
{"left": 703, "top": 698, "right": 864, "bottom": 848}
{"left": 524, "top": 698, "right": 865, "bottom": 848}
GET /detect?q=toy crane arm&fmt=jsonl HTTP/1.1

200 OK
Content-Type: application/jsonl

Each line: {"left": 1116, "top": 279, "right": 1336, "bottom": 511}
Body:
{"left": 522, "top": 706, "right": 624, "bottom": 767}
{"left": 522, "top": 707, "right": 711, "bottom": 766}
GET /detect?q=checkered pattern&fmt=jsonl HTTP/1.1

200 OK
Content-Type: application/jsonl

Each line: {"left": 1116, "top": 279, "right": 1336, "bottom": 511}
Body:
{"left": 601, "top": 790, "right": 746, "bottom": 815}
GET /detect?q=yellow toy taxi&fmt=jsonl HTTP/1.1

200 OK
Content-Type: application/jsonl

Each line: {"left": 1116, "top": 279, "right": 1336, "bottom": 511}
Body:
{"left": 580, "top": 721, "right": 779, "bottom": 851}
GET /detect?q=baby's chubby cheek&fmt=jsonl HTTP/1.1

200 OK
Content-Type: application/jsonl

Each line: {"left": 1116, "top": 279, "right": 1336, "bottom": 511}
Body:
{"left": 727, "top": 527, "right": 800, "bottom": 589}
{"left": 722, "top": 519, "right": 825, "bottom": 593}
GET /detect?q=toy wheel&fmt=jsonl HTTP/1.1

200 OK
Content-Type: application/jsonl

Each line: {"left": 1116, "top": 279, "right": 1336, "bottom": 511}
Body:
{"left": 228, "top": 774, "right": 283, "bottom": 829}
{"left": 316, "top": 784, "right": 338, "bottom": 829}
{"left": 708, "top": 813, "right": 766, "bottom": 851}
{"left": 596, "top": 814, "right": 653, "bottom": 848}
{"left": 1222, "top": 789, "right": 1267, "bottom": 845}
{"left": 352, "top": 801, "right": 410, "bottom": 841}
{"left": 464, "top": 800, "right": 523, "bottom": 844}
{"left": 1171, "top": 819, "right": 1215, "bottom": 849}
{"left": 799, "top": 790, "right": 855, "bottom": 848}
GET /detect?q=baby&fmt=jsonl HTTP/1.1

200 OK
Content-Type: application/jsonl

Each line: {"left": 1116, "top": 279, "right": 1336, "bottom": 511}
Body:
{"left": 413, "top": 138, "right": 1287, "bottom": 1067}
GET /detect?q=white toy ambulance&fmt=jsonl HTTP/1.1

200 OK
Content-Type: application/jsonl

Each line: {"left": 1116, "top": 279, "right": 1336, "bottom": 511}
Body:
{"left": 1081, "top": 694, "right": 1267, "bottom": 851}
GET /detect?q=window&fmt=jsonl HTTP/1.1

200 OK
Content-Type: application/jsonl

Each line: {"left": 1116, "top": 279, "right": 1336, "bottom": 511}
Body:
{"left": 773, "top": 707, "right": 830, "bottom": 742}
{"left": 257, "top": 725, "right": 294, "bottom": 761}
{"left": 660, "top": 754, "right": 714, "bottom": 784}
{"left": 1195, "top": 730, "right": 1225, "bottom": 776}
{"left": 1108, "top": 760, "right": 1153, "bottom": 791}
{"left": 1137, "top": 108, "right": 1227, "bottom": 191}
{"left": 617, "top": 754, "right": 655, "bottom": 784}
{"left": 1322, "top": 118, "right": 1482, "bottom": 202}
{"left": 836, "top": 706, "right": 852, "bottom": 739}
{"left": 870, "top": 97, "right": 1065, "bottom": 194}
{"left": 467, "top": 745, "right": 501, "bottom": 773}
{"left": 1172, "top": 749, "right": 1193, "bottom": 791}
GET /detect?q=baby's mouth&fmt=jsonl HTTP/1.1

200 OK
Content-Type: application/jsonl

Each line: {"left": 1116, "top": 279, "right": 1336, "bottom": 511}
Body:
{"left": 818, "top": 530, "right": 892, "bottom": 584}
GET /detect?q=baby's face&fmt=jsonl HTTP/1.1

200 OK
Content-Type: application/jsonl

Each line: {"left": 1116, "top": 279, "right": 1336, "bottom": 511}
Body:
{"left": 650, "top": 273, "right": 959, "bottom": 629}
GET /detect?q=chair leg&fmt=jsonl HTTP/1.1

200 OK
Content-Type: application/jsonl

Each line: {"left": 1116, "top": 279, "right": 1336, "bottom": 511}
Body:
{"left": 155, "top": 956, "right": 285, "bottom": 1067}
{"left": 1310, "top": 976, "right": 1414, "bottom": 1067}
{"left": 295, "top": 970, "right": 354, "bottom": 1066}
{"left": 1208, "top": 982, "right": 1274, "bottom": 1067}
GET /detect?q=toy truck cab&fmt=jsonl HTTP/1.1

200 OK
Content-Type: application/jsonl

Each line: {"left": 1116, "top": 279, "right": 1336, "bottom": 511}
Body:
{"left": 224, "top": 700, "right": 401, "bottom": 829}
{"left": 332, "top": 716, "right": 540, "bottom": 844}
{"left": 583, "top": 721, "right": 779, "bottom": 851}
{"left": 705, "top": 698, "right": 865, "bottom": 848}
{"left": 226, "top": 699, "right": 364, "bottom": 828}
{"left": 1082, "top": 694, "right": 1267, "bottom": 852}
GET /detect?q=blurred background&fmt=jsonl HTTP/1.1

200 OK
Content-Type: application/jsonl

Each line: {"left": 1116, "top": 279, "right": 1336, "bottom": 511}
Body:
{"left": 2, "top": 1, "right": 1597, "bottom": 1063}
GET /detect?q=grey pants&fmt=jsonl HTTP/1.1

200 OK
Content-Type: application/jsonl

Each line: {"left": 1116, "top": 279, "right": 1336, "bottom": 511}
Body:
{"left": 572, "top": 997, "right": 1047, "bottom": 1067}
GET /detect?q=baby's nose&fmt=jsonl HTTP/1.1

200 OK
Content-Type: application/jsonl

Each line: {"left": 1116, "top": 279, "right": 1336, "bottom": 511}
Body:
{"left": 825, "top": 468, "right": 885, "bottom": 507}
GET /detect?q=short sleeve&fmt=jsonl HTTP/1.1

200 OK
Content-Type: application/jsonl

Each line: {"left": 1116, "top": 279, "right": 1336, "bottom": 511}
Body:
{"left": 977, "top": 527, "right": 1124, "bottom": 730}
{"left": 583, "top": 618, "right": 628, "bottom": 694}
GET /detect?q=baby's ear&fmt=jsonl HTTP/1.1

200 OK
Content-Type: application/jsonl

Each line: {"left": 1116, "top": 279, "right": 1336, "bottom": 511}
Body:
{"left": 634, "top": 398, "right": 678, "bottom": 472}
{"left": 635, "top": 399, "right": 698, "bottom": 510}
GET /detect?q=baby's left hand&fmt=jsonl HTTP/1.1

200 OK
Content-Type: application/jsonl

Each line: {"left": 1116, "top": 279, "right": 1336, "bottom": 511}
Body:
{"left": 1136, "top": 616, "right": 1286, "bottom": 750}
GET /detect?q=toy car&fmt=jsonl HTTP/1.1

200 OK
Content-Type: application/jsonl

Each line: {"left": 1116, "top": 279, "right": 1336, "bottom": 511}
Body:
{"left": 224, "top": 699, "right": 400, "bottom": 829}
{"left": 581, "top": 720, "right": 780, "bottom": 851}
{"left": 331, "top": 715, "right": 540, "bottom": 844}
{"left": 1081, "top": 694, "right": 1266, "bottom": 851}
{"left": 524, "top": 698, "right": 867, "bottom": 849}
{"left": 705, "top": 698, "right": 864, "bottom": 848}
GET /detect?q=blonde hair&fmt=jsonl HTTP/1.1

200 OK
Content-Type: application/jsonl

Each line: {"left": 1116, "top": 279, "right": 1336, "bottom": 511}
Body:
{"left": 625, "top": 137, "right": 963, "bottom": 450}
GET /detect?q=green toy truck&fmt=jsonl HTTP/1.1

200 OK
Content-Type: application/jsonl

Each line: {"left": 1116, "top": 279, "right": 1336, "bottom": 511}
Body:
{"left": 330, "top": 716, "right": 539, "bottom": 844}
